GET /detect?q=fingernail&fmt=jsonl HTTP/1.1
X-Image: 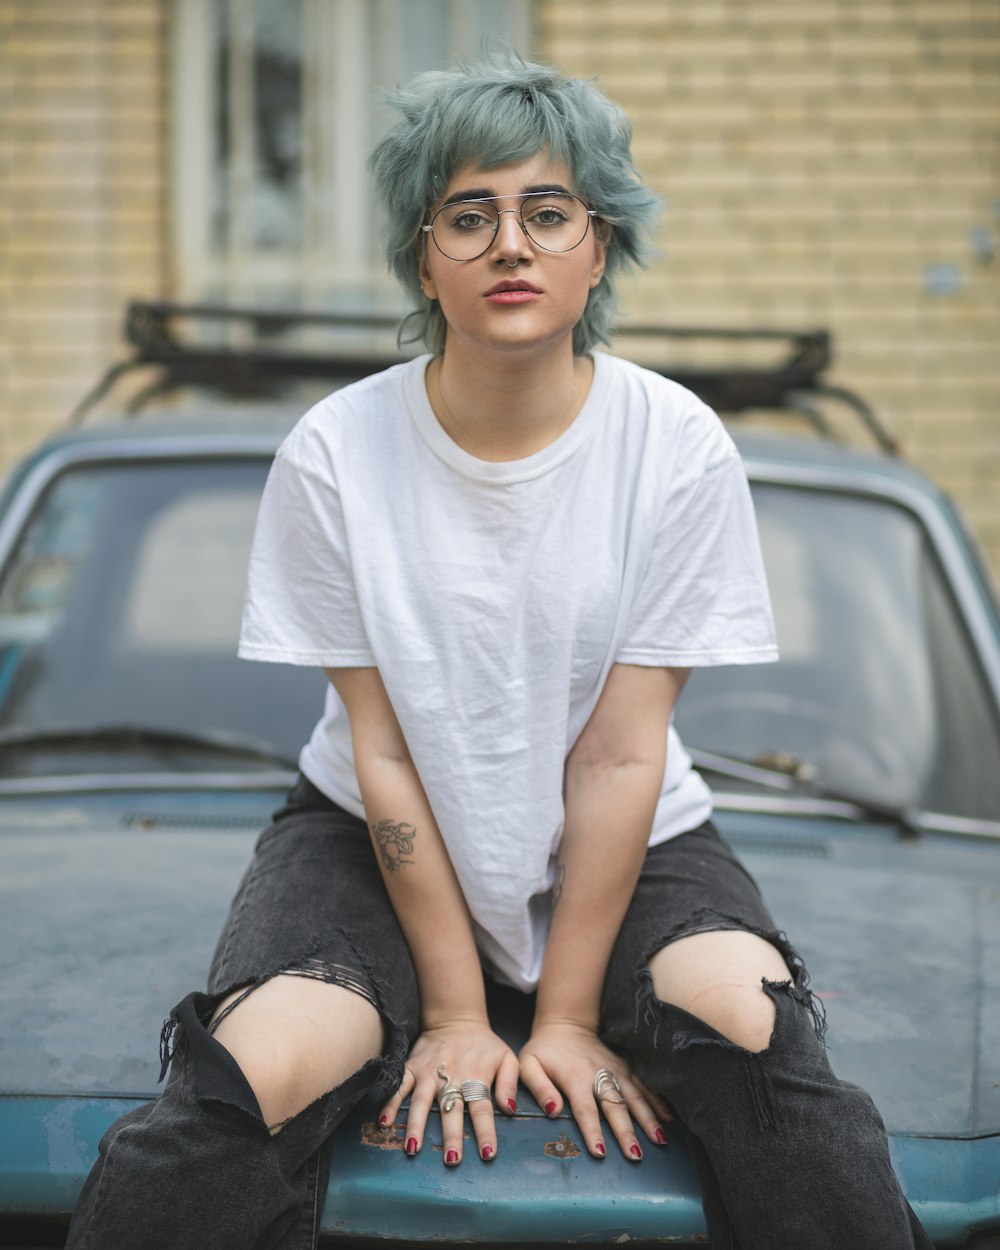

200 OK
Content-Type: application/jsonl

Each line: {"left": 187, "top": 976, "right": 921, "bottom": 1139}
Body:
{"left": 378, "top": 1114, "right": 390, "bottom": 1128}
{"left": 446, "top": 1149, "right": 459, "bottom": 1165}
{"left": 405, "top": 1137, "right": 418, "bottom": 1157}
{"left": 544, "top": 1100, "right": 558, "bottom": 1115}
{"left": 506, "top": 1098, "right": 517, "bottom": 1114}
{"left": 655, "top": 1127, "right": 667, "bottom": 1145}
{"left": 481, "top": 1144, "right": 494, "bottom": 1160}
{"left": 630, "top": 1143, "right": 643, "bottom": 1160}
{"left": 594, "top": 1141, "right": 606, "bottom": 1157}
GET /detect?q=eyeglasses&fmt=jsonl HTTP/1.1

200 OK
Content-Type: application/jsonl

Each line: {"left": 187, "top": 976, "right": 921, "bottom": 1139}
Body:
{"left": 422, "top": 191, "right": 598, "bottom": 262}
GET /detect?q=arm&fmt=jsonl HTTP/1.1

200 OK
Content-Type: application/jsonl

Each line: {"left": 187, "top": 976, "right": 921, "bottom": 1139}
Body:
{"left": 325, "top": 666, "right": 517, "bottom": 1161}
{"left": 520, "top": 662, "right": 689, "bottom": 1157}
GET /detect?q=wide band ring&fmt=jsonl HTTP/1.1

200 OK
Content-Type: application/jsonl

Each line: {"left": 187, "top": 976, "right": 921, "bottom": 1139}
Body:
{"left": 460, "top": 1080, "right": 492, "bottom": 1103}
{"left": 594, "top": 1067, "right": 626, "bottom": 1105}
{"left": 437, "top": 1064, "right": 464, "bottom": 1113}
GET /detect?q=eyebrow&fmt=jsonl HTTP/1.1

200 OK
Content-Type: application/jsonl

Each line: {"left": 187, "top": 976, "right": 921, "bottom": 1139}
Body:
{"left": 440, "top": 183, "right": 574, "bottom": 208}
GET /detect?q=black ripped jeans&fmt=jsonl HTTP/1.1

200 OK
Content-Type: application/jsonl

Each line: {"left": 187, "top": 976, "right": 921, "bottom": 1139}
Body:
{"left": 67, "top": 776, "right": 933, "bottom": 1250}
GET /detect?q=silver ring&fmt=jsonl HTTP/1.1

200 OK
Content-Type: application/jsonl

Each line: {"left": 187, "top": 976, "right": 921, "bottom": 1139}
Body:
{"left": 594, "top": 1068, "right": 625, "bottom": 1105}
{"left": 437, "top": 1064, "right": 464, "bottom": 1113}
{"left": 460, "top": 1080, "right": 492, "bottom": 1103}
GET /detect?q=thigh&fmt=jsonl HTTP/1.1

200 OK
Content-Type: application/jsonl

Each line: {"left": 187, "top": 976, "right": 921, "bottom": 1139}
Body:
{"left": 208, "top": 775, "right": 421, "bottom": 1045}
{"left": 599, "top": 824, "right": 808, "bottom": 1054}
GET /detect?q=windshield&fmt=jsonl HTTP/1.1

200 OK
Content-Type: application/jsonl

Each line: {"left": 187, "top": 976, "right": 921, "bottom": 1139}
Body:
{"left": 0, "top": 459, "right": 325, "bottom": 776}
{"left": 674, "top": 483, "right": 1000, "bottom": 820}
{"left": 1, "top": 460, "right": 998, "bottom": 816}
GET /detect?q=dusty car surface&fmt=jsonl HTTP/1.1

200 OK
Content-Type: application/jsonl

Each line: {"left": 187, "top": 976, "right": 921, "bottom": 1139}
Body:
{"left": 1, "top": 304, "right": 999, "bottom": 1247}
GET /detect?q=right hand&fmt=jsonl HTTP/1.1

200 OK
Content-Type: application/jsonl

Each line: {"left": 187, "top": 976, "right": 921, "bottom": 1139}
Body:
{"left": 379, "top": 1018, "right": 519, "bottom": 1164}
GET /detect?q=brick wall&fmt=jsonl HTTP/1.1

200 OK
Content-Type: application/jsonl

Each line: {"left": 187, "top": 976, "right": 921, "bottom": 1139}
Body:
{"left": 1, "top": 0, "right": 997, "bottom": 576}
{"left": 539, "top": 0, "right": 1000, "bottom": 575}
{"left": 0, "top": 0, "right": 166, "bottom": 465}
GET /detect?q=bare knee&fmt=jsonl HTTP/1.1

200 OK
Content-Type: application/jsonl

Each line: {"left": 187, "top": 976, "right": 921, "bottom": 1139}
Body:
{"left": 648, "top": 930, "right": 792, "bottom": 1054}
{"left": 210, "top": 974, "right": 384, "bottom": 1132}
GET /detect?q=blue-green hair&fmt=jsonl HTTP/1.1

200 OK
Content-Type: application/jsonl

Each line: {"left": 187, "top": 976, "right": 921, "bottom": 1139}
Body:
{"left": 369, "top": 49, "right": 661, "bottom": 356}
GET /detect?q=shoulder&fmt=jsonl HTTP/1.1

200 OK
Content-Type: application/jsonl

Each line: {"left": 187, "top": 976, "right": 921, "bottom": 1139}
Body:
{"left": 595, "top": 352, "right": 738, "bottom": 476}
{"left": 277, "top": 355, "right": 430, "bottom": 476}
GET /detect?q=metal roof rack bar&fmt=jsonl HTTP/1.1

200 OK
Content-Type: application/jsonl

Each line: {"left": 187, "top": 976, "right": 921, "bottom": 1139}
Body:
{"left": 67, "top": 301, "right": 898, "bottom": 452}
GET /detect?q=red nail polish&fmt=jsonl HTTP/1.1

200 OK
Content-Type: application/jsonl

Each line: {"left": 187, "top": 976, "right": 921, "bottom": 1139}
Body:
{"left": 378, "top": 1113, "right": 389, "bottom": 1126}
{"left": 630, "top": 1143, "right": 643, "bottom": 1160}
{"left": 655, "top": 1127, "right": 667, "bottom": 1145}
{"left": 506, "top": 1098, "right": 517, "bottom": 1114}
{"left": 481, "top": 1144, "right": 494, "bottom": 1160}
{"left": 594, "top": 1141, "right": 606, "bottom": 1157}
{"left": 405, "top": 1137, "right": 418, "bottom": 1156}
{"left": 446, "top": 1149, "right": 459, "bottom": 1165}
{"left": 544, "top": 1100, "right": 557, "bottom": 1115}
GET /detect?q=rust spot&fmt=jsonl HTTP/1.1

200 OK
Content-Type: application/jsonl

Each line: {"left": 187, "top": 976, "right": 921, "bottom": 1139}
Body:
{"left": 544, "top": 1133, "right": 581, "bottom": 1159}
{"left": 361, "top": 1121, "right": 405, "bottom": 1149}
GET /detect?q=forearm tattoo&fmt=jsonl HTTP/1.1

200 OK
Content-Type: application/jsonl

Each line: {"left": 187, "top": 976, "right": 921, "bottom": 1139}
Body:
{"left": 372, "top": 819, "right": 416, "bottom": 872}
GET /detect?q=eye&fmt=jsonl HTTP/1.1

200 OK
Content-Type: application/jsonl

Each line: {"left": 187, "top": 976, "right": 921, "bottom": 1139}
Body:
{"left": 448, "top": 206, "right": 495, "bottom": 232}
{"left": 523, "top": 200, "right": 572, "bottom": 228}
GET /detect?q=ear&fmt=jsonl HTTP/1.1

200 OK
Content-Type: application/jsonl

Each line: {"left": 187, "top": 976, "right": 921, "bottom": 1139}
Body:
{"left": 589, "top": 220, "right": 609, "bottom": 290}
{"left": 418, "top": 245, "right": 438, "bottom": 301}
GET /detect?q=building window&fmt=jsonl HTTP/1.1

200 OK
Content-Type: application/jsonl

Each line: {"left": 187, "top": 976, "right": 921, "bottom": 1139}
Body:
{"left": 171, "top": 0, "right": 533, "bottom": 310}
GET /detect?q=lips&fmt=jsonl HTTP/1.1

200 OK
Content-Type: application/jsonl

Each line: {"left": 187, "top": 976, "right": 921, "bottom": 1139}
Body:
{"left": 484, "top": 279, "right": 542, "bottom": 296}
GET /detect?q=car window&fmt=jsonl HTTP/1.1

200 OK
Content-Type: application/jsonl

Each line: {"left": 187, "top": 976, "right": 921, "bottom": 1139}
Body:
{"left": 0, "top": 460, "right": 325, "bottom": 774}
{"left": 2, "top": 461, "right": 998, "bottom": 819}
{"left": 674, "top": 483, "right": 1000, "bottom": 821}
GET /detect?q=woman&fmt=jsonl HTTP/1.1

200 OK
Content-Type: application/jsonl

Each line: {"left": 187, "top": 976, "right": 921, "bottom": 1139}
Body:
{"left": 68, "top": 51, "right": 932, "bottom": 1250}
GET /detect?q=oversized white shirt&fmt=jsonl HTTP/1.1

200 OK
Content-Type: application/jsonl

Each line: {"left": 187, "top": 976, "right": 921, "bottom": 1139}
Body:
{"left": 239, "top": 352, "right": 778, "bottom": 989}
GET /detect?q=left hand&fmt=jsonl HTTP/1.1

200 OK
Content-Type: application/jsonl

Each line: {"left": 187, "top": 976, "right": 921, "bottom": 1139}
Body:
{"left": 519, "top": 1021, "right": 669, "bottom": 1160}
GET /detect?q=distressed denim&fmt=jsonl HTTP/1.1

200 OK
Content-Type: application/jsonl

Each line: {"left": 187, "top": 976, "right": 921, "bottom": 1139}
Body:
{"left": 67, "top": 776, "right": 933, "bottom": 1250}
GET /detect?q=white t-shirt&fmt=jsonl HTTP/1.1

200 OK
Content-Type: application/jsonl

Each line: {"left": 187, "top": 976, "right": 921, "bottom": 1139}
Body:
{"left": 239, "top": 352, "right": 778, "bottom": 989}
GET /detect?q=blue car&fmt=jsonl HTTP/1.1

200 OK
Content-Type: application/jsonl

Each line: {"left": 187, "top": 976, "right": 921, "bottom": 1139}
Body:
{"left": 1, "top": 305, "right": 999, "bottom": 1247}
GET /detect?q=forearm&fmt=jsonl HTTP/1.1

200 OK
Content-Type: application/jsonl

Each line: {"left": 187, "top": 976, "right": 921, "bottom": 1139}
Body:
{"left": 533, "top": 759, "right": 664, "bottom": 1029}
{"left": 533, "top": 663, "right": 687, "bottom": 1031}
{"left": 328, "top": 668, "right": 487, "bottom": 1028}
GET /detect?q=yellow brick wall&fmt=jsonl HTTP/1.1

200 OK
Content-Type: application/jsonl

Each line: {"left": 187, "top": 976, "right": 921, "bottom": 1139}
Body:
{"left": 0, "top": 0, "right": 166, "bottom": 464}
{"left": 539, "top": 0, "right": 1000, "bottom": 576}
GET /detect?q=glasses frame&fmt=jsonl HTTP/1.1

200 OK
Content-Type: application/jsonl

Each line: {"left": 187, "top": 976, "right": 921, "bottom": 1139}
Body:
{"left": 422, "top": 191, "right": 599, "bottom": 262}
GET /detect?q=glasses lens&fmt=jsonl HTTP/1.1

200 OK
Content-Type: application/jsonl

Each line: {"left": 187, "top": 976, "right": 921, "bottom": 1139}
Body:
{"left": 429, "top": 193, "right": 591, "bottom": 260}
{"left": 520, "top": 193, "right": 590, "bottom": 253}
{"left": 430, "top": 201, "right": 500, "bottom": 261}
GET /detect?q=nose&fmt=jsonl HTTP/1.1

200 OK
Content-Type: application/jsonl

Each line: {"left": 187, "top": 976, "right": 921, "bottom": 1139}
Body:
{"left": 490, "top": 207, "right": 533, "bottom": 266}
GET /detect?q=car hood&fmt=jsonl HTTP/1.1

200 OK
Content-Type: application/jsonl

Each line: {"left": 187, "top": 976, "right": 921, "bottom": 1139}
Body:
{"left": 719, "top": 809, "right": 1000, "bottom": 1138}
{"left": 2, "top": 796, "right": 998, "bottom": 1143}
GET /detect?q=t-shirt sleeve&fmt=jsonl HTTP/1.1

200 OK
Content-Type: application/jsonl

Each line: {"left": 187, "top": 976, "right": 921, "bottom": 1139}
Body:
{"left": 617, "top": 446, "right": 779, "bottom": 668}
{"left": 238, "top": 439, "right": 375, "bottom": 667}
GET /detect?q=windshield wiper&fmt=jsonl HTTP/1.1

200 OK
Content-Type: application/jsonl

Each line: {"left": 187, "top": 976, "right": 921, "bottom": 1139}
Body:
{"left": 0, "top": 724, "right": 299, "bottom": 770}
{"left": 687, "top": 747, "right": 804, "bottom": 792}
{"left": 688, "top": 745, "right": 1000, "bottom": 839}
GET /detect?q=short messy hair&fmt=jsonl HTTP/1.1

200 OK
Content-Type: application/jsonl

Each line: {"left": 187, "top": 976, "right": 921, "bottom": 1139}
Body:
{"left": 369, "top": 49, "right": 661, "bottom": 355}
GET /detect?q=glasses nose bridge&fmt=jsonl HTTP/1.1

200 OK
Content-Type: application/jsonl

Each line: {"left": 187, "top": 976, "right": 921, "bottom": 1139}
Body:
{"left": 491, "top": 204, "right": 530, "bottom": 251}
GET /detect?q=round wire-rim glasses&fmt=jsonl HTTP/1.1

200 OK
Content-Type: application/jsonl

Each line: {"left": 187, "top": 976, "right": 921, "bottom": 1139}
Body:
{"left": 422, "top": 191, "right": 598, "bottom": 262}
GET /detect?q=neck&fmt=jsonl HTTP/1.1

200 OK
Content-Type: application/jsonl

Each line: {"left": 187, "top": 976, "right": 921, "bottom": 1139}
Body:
{"left": 427, "top": 340, "right": 593, "bottom": 462}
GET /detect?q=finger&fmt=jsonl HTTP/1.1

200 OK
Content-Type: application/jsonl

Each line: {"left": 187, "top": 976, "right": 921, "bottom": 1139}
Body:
{"left": 494, "top": 1050, "right": 521, "bottom": 1117}
{"left": 439, "top": 1096, "right": 467, "bottom": 1166}
{"left": 564, "top": 1087, "right": 608, "bottom": 1159}
{"left": 466, "top": 1095, "right": 497, "bottom": 1160}
{"left": 379, "top": 1065, "right": 415, "bottom": 1130}
{"left": 599, "top": 1093, "right": 644, "bottom": 1162}
{"left": 632, "top": 1074, "right": 674, "bottom": 1127}
{"left": 623, "top": 1078, "right": 669, "bottom": 1146}
{"left": 403, "top": 1072, "right": 438, "bottom": 1158}
{"left": 518, "top": 1053, "right": 563, "bottom": 1119}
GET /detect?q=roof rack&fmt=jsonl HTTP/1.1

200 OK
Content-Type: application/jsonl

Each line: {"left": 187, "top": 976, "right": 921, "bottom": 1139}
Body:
{"left": 69, "top": 301, "right": 898, "bottom": 452}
